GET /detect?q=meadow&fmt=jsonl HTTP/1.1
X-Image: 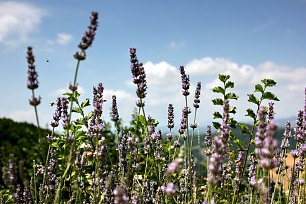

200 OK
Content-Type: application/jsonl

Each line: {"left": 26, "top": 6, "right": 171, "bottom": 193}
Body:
{"left": 0, "top": 11, "right": 305, "bottom": 204}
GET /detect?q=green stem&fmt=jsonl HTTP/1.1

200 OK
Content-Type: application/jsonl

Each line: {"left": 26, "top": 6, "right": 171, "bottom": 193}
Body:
{"left": 54, "top": 142, "right": 74, "bottom": 204}
{"left": 32, "top": 89, "right": 40, "bottom": 129}
{"left": 68, "top": 58, "right": 81, "bottom": 126}
{"left": 33, "top": 160, "right": 37, "bottom": 204}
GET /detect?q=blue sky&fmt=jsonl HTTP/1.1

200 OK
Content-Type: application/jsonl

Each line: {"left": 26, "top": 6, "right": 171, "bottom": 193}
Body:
{"left": 0, "top": 0, "right": 305, "bottom": 129}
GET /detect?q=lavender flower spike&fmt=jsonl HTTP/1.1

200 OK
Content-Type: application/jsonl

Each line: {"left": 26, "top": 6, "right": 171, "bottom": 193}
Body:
{"left": 193, "top": 82, "right": 201, "bottom": 108}
{"left": 179, "top": 66, "right": 190, "bottom": 96}
{"left": 111, "top": 95, "right": 120, "bottom": 122}
{"left": 27, "top": 47, "right": 39, "bottom": 90}
{"left": 74, "top": 11, "right": 98, "bottom": 60}
{"left": 130, "top": 48, "right": 147, "bottom": 107}
{"left": 27, "top": 47, "right": 41, "bottom": 107}
{"left": 167, "top": 104, "right": 174, "bottom": 129}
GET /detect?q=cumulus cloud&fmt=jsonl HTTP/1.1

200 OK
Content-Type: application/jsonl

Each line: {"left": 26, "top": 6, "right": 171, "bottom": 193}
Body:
{"left": 103, "top": 89, "right": 134, "bottom": 123}
{"left": 0, "top": 1, "right": 45, "bottom": 46}
{"left": 52, "top": 86, "right": 86, "bottom": 96}
{"left": 56, "top": 33, "right": 72, "bottom": 45}
{"left": 167, "top": 41, "right": 186, "bottom": 49}
{"left": 123, "top": 57, "right": 306, "bottom": 126}
{"left": 8, "top": 109, "right": 37, "bottom": 124}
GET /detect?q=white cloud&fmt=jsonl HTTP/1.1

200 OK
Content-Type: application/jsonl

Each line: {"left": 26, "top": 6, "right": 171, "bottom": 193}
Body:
{"left": 103, "top": 89, "right": 134, "bottom": 123}
{"left": 123, "top": 57, "right": 306, "bottom": 126}
{"left": 0, "top": 1, "right": 45, "bottom": 46}
{"left": 185, "top": 57, "right": 306, "bottom": 121}
{"left": 144, "top": 61, "right": 179, "bottom": 88}
{"left": 52, "top": 85, "right": 86, "bottom": 96}
{"left": 8, "top": 109, "right": 37, "bottom": 124}
{"left": 167, "top": 41, "right": 185, "bottom": 49}
{"left": 56, "top": 33, "right": 72, "bottom": 45}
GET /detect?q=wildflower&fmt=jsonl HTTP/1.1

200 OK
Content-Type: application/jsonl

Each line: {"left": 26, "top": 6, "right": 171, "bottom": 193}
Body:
{"left": 88, "top": 83, "right": 104, "bottom": 138}
{"left": 178, "top": 107, "right": 188, "bottom": 136}
{"left": 204, "top": 126, "right": 213, "bottom": 156}
{"left": 180, "top": 66, "right": 190, "bottom": 96}
{"left": 166, "top": 158, "right": 182, "bottom": 175}
{"left": 69, "top": 82, "right": 78, "bottom": 91}
{"left": 267, "top": 102, "right": 275, "bottom": 122}
{"left": 248, "top": 155, "right": 257, "bottom": 186}
{"left": 173, "top": 140, "right": 181, "bottom": 148}
{"left": 260, "top": 120, "right": 278, "bottom": 170}
{"left": 27, "top": 47, "right": 41, "bottom": 106}
{"left": 130, "top": 48, "right": 147, "bottom": 107}
{"left": 27, "top": 47, "right": 39, "bottom": 90}
{"left": 3, "top": 154, "right": 16, "bottom": 188}
{"left": 161, "top": 183, "right": 177, "bottom": 196}
{"left": 167, "top": 132, "right": 174, "bottom": 140}
{"left": 280, "top": 121, "right": 291, "bottom": 150}
{"left": 111, "top": 95, "right": 120, "bottom": 122}
{"left": 234, "top": 151, "right": 244, "bottom": 189}
{"left": 167, "top": 104, "right": 174, "bottom": 129}
{"left": 61, "top": 97, "right": 69, "bottom": 130}
{"left": 190, "top": 123, "right": 198, "bottom": 129}
{"left": 74, "top": 11, "right": 99, "bottom": 60}
{"left": 50, "top": 97, "right": 62, "bottom": 128}
{"left": 193, "top": 82, "right": 201, "bottom": 108}
{"left": 255, "top": 106, "right": 267, "bottom": 158}
{"left": 220, "top": 99, "right": 230, "bottom": 143}
{"left": 114, "top": 185, "right": 128, "bottom": 204}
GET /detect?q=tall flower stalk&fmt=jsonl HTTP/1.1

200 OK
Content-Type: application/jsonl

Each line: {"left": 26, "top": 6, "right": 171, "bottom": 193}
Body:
{"left": 26, "top": 46, "right": 41, "bottom": 130}
{"left": 130, "top": 48, "right": 147, "bottom": 118}
{"left": 69, "top": 11, "right": 99, "bottom": 125}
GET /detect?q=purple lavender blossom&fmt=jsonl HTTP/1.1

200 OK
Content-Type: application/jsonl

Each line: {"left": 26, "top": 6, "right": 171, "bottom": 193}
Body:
{"left": 74, "top": 11, "right": 98, "bottom": 60}
{"left": 69, "top": 82, "right": 78, "bottom": 92}
{"left": 180, "top": 66, "right": 190, "bottom": 96}
{"left": 268, "top": 102, "right": 275, "bottom": 122}
{"left": 50, "top": 97, "right": 62, "bottom": 128}
{"left": 4, "top": 154, "right": 16, "bottom": 188}
{"left": 178, "top": 107, "right": 189, "bottom": 136}
{"left": 161, "top": 182, "right": 177, "bottom": 196}
{"left": 27, "top": 47, "right": 39, "bottom": 90}
{"left": 204, "top": 126, "right": 213, "bottom": 156}
{"left": 248, "top": 154, "right": 257, "bottom": 186}
{"left": 219, "top": 100, "right": 230, "bottom": 144}
{"left": 173, "top": 140, "right": 181, "bottom": 148}
{"left": 167, "top": 104, "right": 174, "bottom": 129}
{"left": 111, "top": 95, "right": 120, "bottom": 122}
{"left": 88, "top": 83, "right": 104, "bottom": 138}
{"left": 114, "top": 185, "right": 128, "bottom": 204}
{"left": 27, "top": 47, "right": 41, "bottom": 106}
{"left": 260, "top": 120, "right": 278, "bottom": 170}
{"left": 130, "top": 48, "right": 147, "bottom": 107}
{"left": 255, "top": 106, "right": 267, "bottom": 158}
{"left": 167, "top": 132, "right": 174, "bottom": 141}
{"left": 166, "top": 158, "right": 182, "bottom": 175}
{"left": 61, "top": 97, "right": 69, "bottom": 130}
{"left": 193, "top": 82, "right": 201, "bottom": 108}
{"left": 234, "top": 151, "right": 244, "bottom": 189}
{"left": 281, "top": 122, "right": 292, "bottom": 150}
{"left": 208, "top": 100, "right": 232, "bottom": 185}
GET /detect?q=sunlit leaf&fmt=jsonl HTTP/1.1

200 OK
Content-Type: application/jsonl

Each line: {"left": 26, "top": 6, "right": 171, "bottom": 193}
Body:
{"left": 225, "top": 81, "right": 234, "bottom": 89}
{"left": 213, "top": 112, "right": 222, "bottom": 119}
{"left": 212, "top": 86, "right": 225, "bottom": 94}
{"left": 247, "top": 94, "right": 260, "bottom": 105}
{"left": 261, "top": 79, "right": 277, "bottom": 87}
{"left": 245, "top": 108, "right": 256, "bottom": 120}
{"left": 255, "top": 84, "right": 264, "bottom": 93}
{"left": 262, "top": 91, "right": 279, "bottom": 101}
{"left": 219, "top": 74, "right": 230, "bottom": 83}
{"left": 225, "top": 92, "right": 238, "bottom": 100}
{"left": 212, "top": 98, "right": 223, "bottom": 106}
